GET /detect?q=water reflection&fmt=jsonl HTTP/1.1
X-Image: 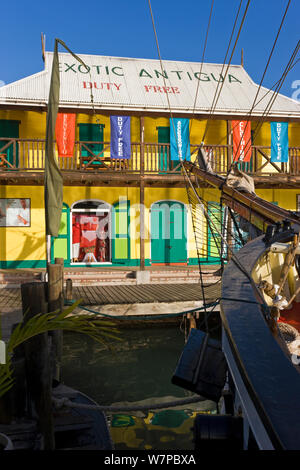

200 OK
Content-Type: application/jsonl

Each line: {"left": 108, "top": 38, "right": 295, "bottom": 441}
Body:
{"left": 61, "top": 325, "right": 216, "bottom": 450}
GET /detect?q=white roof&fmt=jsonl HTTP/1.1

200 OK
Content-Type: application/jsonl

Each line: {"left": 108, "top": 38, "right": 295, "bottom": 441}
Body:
{"left": 0, "top": 51, "right": 299, "bottom": 119}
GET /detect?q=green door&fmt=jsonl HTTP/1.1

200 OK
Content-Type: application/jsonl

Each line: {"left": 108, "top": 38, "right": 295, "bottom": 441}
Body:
{"left": 157, "top": 126, "right": 170, "bottom": 172}
{"left": 79, "top": 123, "right": 104, "bottom": 164}
{"left": 151, "top": 201, "right": 187, "bottom": 264}
{"left": 51, "top": 203, "right": 70, "bottom": 265}
{"left": 0, "top": 120, "right": 19, "bottom": 168}
{"left": 207, "top": 202, "right": 222, "bottom": 262}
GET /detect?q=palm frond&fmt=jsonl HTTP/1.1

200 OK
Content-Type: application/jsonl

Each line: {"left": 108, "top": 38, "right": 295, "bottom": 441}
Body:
{"left": 1, "top": 299, "right": 121, "bottom": 398}
{"left": 7, "top": 300, "right": 121, "bottom": 353}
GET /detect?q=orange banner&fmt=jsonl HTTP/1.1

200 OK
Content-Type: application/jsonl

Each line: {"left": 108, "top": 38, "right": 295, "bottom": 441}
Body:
{"left": 232, "top": 120, "right": 252, "bottom": 162}
{"left": 55, "top": 113, "right": 76, "bottom": 158}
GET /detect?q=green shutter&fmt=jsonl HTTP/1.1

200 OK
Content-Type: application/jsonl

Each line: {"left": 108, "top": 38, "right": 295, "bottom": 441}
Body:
{"left": 207, "top": 202, "right": 223, "bottom": 262}
{"left": 0, "top": 120, "right": 20, "bottom": 167}
{"left": 51, "top": 203, "right": 70, "bottom": 265}
{"left": 112, "top": 199, "right": 130, "bottom": 264}
{"left": 79, "top": 123, "right": 104, "bottom": 160}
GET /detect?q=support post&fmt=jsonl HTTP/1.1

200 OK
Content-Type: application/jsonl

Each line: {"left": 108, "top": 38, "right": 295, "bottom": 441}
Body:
{"left": 140, "top": 116, "right": 145, "bottom": 271}
{"left": 21, "top": 282, "right": 55, "bottom": 450}
{"left": 47, "top": 262, "right": 64, "bottom": 383}
{"left": 66, "top": 278, "right": 73, "bottom": 302}
{"left": 226, "top": 120, "right": 232, "bottom": 172}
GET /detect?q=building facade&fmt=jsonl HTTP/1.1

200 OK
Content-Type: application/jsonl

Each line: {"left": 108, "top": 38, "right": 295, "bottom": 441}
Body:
{"left": 0, "top": 52, "right": 299, "bottom": 269}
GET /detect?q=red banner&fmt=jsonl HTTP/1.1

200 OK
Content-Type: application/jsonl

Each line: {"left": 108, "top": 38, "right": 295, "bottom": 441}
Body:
{"left": 232, "top": 120, "right": 252, "bottom": 162}
{"left": 55, "top": 113, "right": 76, "bottom": 158}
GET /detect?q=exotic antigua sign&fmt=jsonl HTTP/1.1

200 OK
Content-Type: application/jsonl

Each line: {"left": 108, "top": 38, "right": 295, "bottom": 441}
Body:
{"left": 59, "top": 62, "right": 242, "bottom": 83}
{"left": 3, "top": 52, "right": 299, "bottom": 118}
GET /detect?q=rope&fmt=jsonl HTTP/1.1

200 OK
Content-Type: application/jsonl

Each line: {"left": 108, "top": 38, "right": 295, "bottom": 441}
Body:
{"left": 52, "top": 395, "right": 206, "bottom": 412}
{"left": 225, "top": 0, "right": 292, "bottom": 175}
{"left": 201, "top": 0, "right": 250, "bottom": 143}
{"left": 207, "top": 55, "right": 300, "bottom": 148}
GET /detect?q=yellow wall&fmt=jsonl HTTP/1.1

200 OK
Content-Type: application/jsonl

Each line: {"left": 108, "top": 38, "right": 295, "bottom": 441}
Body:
{"left": 1, "top": 109, "right": 300, "bottom": 266}
{"left": 1, "top": 109, "right": 299, "bottom": 147}
{"left": 0, "top": 185, "right": 46, "bottom": 263}
{"left": 1, "top": 183, "right": 300, "bottom": 265}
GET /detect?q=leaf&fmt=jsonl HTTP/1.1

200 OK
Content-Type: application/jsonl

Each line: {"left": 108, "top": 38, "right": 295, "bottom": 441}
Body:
{"left": 0, "top": 299, "right": 122, "bottom": 398}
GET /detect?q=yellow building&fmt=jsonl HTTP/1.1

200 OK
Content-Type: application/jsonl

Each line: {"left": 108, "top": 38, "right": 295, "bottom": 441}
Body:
{"left": 0, "top": 52, "right": 299, "bottom": 269}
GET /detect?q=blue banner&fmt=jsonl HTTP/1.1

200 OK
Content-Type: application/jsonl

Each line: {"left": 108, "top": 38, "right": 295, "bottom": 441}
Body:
{"left": 110, "top": 116, "right": 131, "bottom": 159}
{"left": 271, "top": 122, "right": 288, "bottom": 163}
{"left": 170, "top": 118, "right": 191, "bottom": 161}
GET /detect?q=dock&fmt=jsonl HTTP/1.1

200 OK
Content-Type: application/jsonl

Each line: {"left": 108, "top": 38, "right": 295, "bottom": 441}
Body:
{"left": 0, "top": 281, "right": 221, "bottom": 310}
{"left": 0, "top": 272, "right": 221, "bottom": 341}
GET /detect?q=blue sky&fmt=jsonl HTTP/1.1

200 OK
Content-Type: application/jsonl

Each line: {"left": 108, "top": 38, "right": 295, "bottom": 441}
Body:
{"left": 1, "top": 0, "right": 299, "bottom": 99}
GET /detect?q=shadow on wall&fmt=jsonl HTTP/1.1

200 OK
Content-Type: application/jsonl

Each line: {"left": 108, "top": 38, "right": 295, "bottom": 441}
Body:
{"left": 4, "top": 230, "right": 46, "bottom": 268}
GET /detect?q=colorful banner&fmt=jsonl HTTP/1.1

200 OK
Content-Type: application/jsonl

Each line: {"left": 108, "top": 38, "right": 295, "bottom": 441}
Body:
{"left": 55, "top": 113, "right": 76, "bottom": 158}
{"left": 232, "top": 120, "right": 252, "bottom": 162}
{"left": 110, "top": 116, "right": 131, "bottom": 159}
{"left": 170, "top": 118, "right": 191, "bottom": 161}
{"left": 271, "top": 122, "right": 289, "bottom": 163}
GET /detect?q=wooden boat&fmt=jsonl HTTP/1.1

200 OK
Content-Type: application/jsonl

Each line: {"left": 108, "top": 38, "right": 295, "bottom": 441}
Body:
{"left": 172, "top": 159, "right": 300, "bottom": 450}
{"left": 52, "top": 382, "right": 114, "bottom": 450}
{"left": 220, "top": 227, "right": 300, "bottom": 450}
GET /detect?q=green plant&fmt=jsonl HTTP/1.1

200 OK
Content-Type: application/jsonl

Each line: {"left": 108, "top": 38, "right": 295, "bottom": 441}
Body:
{"left": 0, "top": 299, "right": 121, "bottom": 398}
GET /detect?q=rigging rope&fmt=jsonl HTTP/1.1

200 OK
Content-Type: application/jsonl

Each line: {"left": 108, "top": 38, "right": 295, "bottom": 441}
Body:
{"left": 201, "top": 0, "right": 251, "bottom": 143}
{"left": 146, "top": 0, "right": 281, "bottom": 330}
{"left": 208, "top": 55, "right": 300, "bottom": 148}
{"left": 53, "top": 395, "right": 206, "bottom": 412}
{"left": 224, "top": 39, "right": 300, "bottom": 179}
{"left": 187, "top": 0, "right": 215, "bottom": 149}
{"left": 224, "top": 0, "right": 293, "bottom": 177}
{"left": 147, "top": 0, "right": 221, "bottom": 330}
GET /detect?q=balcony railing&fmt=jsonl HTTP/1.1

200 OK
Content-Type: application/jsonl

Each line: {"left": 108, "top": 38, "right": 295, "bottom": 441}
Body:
{"left": 0, "top": 138, "right": 300, "bottom": 177}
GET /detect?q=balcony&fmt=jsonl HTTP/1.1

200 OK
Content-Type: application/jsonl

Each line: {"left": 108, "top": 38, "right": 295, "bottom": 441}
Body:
{"left": 0, "top": 138, "right": 300, "bottom": 186}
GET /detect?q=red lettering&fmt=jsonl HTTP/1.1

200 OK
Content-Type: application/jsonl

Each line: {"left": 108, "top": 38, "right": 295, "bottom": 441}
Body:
{"left": 83, "top": 81, "right": 93, "bottom": 89}
{"left": 144, "top": 84, "right": 181, "bottom": 94}
{"left": 93, "top": 82, "right": 101, "bottom": 89}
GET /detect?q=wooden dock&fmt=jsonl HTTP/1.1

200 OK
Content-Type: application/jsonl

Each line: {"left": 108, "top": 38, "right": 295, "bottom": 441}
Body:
{"left": 0, "top": 282, "right": 221, "bottom": 309}
{"left": 72, "top": 282, "right": 221, "bottom": 306}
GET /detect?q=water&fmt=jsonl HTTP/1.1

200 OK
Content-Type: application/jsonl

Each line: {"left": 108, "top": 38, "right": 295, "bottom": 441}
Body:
{"left": 61, "top": 326, "right": 190, "bottom": 405}
{"left": 61, "top": 325, "right": 216, "bottom": 450}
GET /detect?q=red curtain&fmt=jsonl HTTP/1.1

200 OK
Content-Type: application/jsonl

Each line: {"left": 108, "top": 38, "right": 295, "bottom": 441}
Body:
{"left": 56, "top": 113, "right": 76, "bottom": 158}
{"left": 232, "top": 120, "right": 252, "bottom": 162}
